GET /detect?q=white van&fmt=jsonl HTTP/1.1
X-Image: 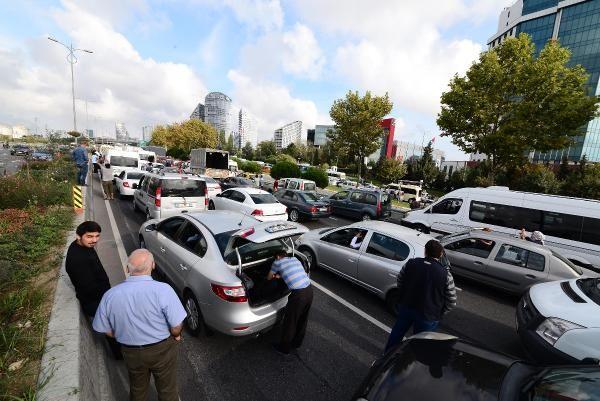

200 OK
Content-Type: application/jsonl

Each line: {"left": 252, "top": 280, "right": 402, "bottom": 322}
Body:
{"left": 105, "top": 150, "right": 140, "bottom": 177}
{"left": 402, "top": 186, "right": 600, "bottom": 272}
{"left": 138, "top": 149, "right": 156, "bottom": 169}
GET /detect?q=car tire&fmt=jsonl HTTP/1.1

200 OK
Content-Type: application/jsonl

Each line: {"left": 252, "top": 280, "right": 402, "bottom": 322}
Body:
{"left": 299, "top": 247, "right": 317, "bottom": 271}
{"left": 208, "top": 200, "right": 215, "bottom": 210}
{"left": 362, "top": 213, "right": 372, "bottom": 221}
{"left": 414, "top": 224, "right": 430, "bottom": 234}
{"left": 289, "top": 208, "right": 300, "bottom": 222}
{"left": 184, "top": 291, "right": 206, "bottom": 337}
{"left": 385, "top": 289, "right": 400, "bottom": 316}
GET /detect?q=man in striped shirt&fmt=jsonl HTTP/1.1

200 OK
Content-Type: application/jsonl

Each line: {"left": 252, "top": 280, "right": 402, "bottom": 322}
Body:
{"left": 268, "top": 250, "right": 313, "bottom": 355}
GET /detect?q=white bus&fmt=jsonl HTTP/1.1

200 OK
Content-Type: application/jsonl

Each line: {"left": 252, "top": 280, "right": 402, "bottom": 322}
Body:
{"left": 402, "top": 186, "right": 600, "bottom": 272}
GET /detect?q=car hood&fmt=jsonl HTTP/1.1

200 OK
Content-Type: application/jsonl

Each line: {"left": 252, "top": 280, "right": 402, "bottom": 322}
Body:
{"left": 362, "top": 336, "right": 513, "bottom": 401}
{"left": 529, "top": 279, "right": 600, "bottom": 328}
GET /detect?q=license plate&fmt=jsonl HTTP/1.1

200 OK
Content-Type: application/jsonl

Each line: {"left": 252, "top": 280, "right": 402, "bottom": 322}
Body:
{"left": 175, "top": 203, "right": 193, "bottom": 208}
{"left": 319, "top": 207, "right": 327, "bottom": 212}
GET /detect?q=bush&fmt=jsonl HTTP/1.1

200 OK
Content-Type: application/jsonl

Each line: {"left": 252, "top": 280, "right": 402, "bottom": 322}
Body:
{"left": 166, "top": 147, "right": 189, "bottom": 161}
{"left": 270, "top": 161, "right": 301, "bottom": 180}
{"left": 302, "top": 167, "right": 328, "bottom": 188}
{"left": 240, "top": 161, "right": 262, "bottom": 174}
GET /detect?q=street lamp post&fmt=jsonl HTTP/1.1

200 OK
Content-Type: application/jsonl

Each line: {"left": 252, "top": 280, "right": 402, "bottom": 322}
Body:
{"left": 48, "top": 37, "right": 93, "bottom": 143}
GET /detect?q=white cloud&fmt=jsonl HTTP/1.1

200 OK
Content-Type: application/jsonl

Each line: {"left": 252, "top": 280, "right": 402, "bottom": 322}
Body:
{"left": 281, "top": 23, "right": 324, "bottom": 80}
{"left": 191, "top": 0, "right": 284, "bottom": 32}
{"left": 0, "top": 1, "right": 206, "bottom": 136}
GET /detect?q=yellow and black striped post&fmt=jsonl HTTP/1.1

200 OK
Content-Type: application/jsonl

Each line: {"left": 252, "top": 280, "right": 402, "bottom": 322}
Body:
{"left": 72, "top": 185, "right": 83, "bottom": 213}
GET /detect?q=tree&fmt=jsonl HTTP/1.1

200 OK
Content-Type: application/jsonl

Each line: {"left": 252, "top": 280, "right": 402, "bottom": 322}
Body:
{"left": 226, "top": 134, "right": 235, "bottom": 154}
{"left": 256, "top": 140, "right": 276, "bottom": 160}
{"left": 270, "top": 161, "right": 301, "bottom": 179}
{"left": 558, "top": 154, "right": 570, "bottom": 180}
{"left": 329, "top": 90, "right": 393, "bottom": 178}
{"left": 376, "top": 158, "right": 407, "bottom": 184}
{"left": 242, "top": 141, "right": 254, "bottom": 160}
{"left": 302, "top": 167, "right": 328, "bottom": 188}
{"left": 240, "top": 160, "right": 261, "bottom": 174}
{"left": 438, "top": 34, "right": 599, "bottom": 181}
{"left": 514, "top": 164, "right": 560, "bottom": 194}
{"left": 150, "top": 120, "right": 217, "bottom": 153}
{"left": 166, "top": 147, "right": 189, "bottom": 160}
{"left": 283, "top": 143, "right": 299, "bottom": 159}
{"left": 217, "top": 130, "right": 227, "bottom": 150}
{"left": 414, "top": 141, "right": 439, "bottom": 185}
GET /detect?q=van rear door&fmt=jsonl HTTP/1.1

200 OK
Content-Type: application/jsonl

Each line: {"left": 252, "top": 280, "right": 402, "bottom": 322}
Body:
{"left": 160, "top": 178, "right": 207, "bottom": 213}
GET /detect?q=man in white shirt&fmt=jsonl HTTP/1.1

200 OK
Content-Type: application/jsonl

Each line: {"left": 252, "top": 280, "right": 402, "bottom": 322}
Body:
{"left": 350, "top": 230, "right": 366, "bottom": 249}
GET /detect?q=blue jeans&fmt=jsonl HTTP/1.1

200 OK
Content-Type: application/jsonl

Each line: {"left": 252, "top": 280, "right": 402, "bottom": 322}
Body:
{"left": 77, "top": 163, "right": 88, "bottom": 185}
{"left": 384, "top": 305, "right": 439, "bottom": 353}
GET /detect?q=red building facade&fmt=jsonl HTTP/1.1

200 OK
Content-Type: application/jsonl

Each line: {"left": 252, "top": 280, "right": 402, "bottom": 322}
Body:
{"left": 380, "top": 118, "right": 396, "bottom": 159}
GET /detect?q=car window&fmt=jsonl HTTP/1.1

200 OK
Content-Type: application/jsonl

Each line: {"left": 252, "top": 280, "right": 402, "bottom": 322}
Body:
{"left": 350, "top": 192, "right": 363, "bottom": 202}
{"left": 176, "top": 223, "right": 207, "bottom": 257}
{"left": 494, "top": 244, "right": 545, "bottom": 271}
{"left": 303, "top": 182, "right": 316, "bottom": 191}
{"left": 380, "top": 193, "right": 391, "bottom": 205}
{"left": 230, "top": 191, "right": 245, "bottom": 202}
{"left": 220, "top": 190, "right": 232, "bottom": 199}
{"left": 157, "top": 217, "right": 186, "bottom": 240}
{"left": 110, "top": 156, "right": 138, "bottom": 167}
{"left": 531, "top": 367, "right": 600, "bottom": 401}
{"left": 332, "top": 191, "right": 349, "bottom": 201}
{"left": 322, "top": 228, "right": 363, "bottom": 248}
{"left": 282, "top": 190, "right": 294, "bottom": 200}
{"left": 148, "top": 177, "right": 160, "bottom": 195}
{"left": 250, "top": 193, "right": 277, "bottom": 204}
{"left": 364, "top": 193, "right": 378, "bottom": 205}
{"left": 127, "top": 172, "right": 145, "bottom": 180}
{"left": 366, "top": 233, "right": 410, "bottom": 261}
{"left": 139, "top": 176, "right": 148, "bottom": 191}
{"left": 289, "top": 181, "right": 298, "bottom": 189}
{"left": 444, "top": 238, "right": 496, "bottom": 259}
{"left": 300, "top": 192, "right": 319, "bottom": 202}
{"left": 431, "top": 198, "right": 463, "bottom": 215}
{"left": 160, "top": 179, "right": 206, "bottom": 197}
{"left": 119, "top": 171, "right": 125, "bottom": 179}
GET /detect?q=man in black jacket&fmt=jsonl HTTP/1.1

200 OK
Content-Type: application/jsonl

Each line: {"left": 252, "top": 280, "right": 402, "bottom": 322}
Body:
{"left": 384, "top": 240, "right": 457, "bottom": 353}
{"left": 65, "top": 221, "right": 111, "bottom": 317}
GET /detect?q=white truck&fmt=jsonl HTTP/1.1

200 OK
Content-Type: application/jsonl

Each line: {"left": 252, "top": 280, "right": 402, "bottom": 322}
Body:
{"left": 189, "top": 148, "right": 231, "bottom": 178}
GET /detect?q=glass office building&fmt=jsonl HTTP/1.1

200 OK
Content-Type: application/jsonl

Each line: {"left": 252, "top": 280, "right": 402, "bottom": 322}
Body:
{"left": 488, "top": 0, "right": 600, "bottom": 162}
{"left": 205, "top": 92, "right": 232, "bottom": 134}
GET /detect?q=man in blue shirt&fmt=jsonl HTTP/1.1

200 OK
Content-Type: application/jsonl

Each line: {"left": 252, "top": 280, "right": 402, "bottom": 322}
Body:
{"left": 71, "top": 142, "right": 89, "bottom": 186}
{"left": 93, "top": 249, "right": 187, "bottom": 401}
{"left": 268, "top": 249, "right": 313, "bottom": 355}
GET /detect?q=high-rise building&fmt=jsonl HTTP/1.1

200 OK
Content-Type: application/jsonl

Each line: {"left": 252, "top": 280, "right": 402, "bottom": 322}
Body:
{"left": 142, "top": 125, "right": 154, "bottom": 142}
{"left": 314, "top": 125, "right": 334, "bottom": 147}
{"left": 274, "top": 121, "right": 303, "bottom": 150}
{"left": 488, "top": 0, "right": 600, "bottom": 162}
{"left": 205, "top": 92, "right": 232, "bottom": 134}
{"left": 237, "top": 109, "right": 258, "bottom": 148}
{"left": 393, "top": 140, "right": 445, "bottom": 166}
{"left": 306, "top": 129, "right": 315, "bottom": 146}
{"left": 115, "top": 122, "right": 128, "bottom": 141}
{"left": 190, "top": 103, "right": 205, "bottom": 121}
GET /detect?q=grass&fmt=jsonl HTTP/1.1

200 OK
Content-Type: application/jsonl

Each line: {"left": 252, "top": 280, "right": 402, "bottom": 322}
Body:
{"left": 0, "top": 204, "right": 74, "bottom": 399}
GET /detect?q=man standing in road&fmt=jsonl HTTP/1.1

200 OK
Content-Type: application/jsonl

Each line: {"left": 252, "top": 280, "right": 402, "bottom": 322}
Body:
{"left": 268, "top": 250, "right": 313, "bottom": 355}
{"left": 384, "top": 240, "right": 457, "bottom": 353}
{"left": 72, "top": 141, "right": 89, "bottom": 186}
{"left": 65, "top": 221, "right": 111, "bottom": 317}
{"left": 93, "top": 249, "right": 187, "bottom": 401}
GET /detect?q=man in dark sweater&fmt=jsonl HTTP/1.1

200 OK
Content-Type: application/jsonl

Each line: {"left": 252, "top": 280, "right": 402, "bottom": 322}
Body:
{"left": 384, "top": 240, "right": 457, "bottom": 353}
{"left": 65, "top": 221, "right": 111, "bottom": 317}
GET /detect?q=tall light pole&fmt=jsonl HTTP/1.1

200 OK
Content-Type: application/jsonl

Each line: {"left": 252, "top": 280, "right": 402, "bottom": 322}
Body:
{"left": 48, "top": 37, "right": 93, "bottom": 142}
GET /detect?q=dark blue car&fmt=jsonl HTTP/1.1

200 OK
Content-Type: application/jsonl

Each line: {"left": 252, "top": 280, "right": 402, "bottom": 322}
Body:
{"left": 275, "top": 189, "right": 331, "bottom": 222}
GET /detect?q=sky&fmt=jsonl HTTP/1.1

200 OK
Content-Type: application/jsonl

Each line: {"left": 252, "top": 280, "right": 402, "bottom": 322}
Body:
{"left": 0, "top": 0, "right": 512, "bottom": 160}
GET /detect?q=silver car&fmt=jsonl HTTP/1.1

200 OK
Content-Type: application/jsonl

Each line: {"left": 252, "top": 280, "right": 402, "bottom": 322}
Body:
{"left": 440, "top": 230, "right": 583, "bottom": 294}
{"left": 139, "top": 211, "right": 309, "bottom": 336}
{"left": 296, "top": 221, "right": 443, "bottom": 313}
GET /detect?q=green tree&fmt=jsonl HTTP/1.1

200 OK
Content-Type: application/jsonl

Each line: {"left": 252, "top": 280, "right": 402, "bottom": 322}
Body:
{"left": 242, "top": 141, "right": 254, "bottom": 160}
{"left": 240, "top": 160, "right": 261, "bottom": 174}
{"left": 414, "top": 141, "right": 439, "bottom": 185}
{"left": 514, "top": 164, "right": 560, "bottom": 194}
{"left": 302, "top": 167, "right": 328, "bottom": 188}
{"left": 376, "top": 158, "right": 407, "bottom": 184}
{"left": 226, "top": 134, "right": 235, "bottom": 154}
{"left": 558, "top": 154, "right": 570, "bottom": 180}
{"left": 150, "top": 120, "right": 217, "bottom": 152}
{"left": 283, "top": 143, "right": 299, "bottom": 159}
{"left": 438, "top": 34, "right": 599, "bottom": 181}
{"left": 217, "top": 130, "right": 227, "bottom": 149}
{"left": 166, "top": 147, "right": 189, "bottom": 160}
{"left": 270, "top": 161, "right": 301, "bottom": 179}
{"left": 256, "top": 140, "right": 276, "bottom": 160}
{"left": 329, "top": 90, "right": 393, "bottom": 178}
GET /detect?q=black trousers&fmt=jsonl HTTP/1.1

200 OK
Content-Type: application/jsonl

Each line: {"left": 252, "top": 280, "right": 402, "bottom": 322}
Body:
{"left": 279, "top": 285, "right": 313, "bottom": 353}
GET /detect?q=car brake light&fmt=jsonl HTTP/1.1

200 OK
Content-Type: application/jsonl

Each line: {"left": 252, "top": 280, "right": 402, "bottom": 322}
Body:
{"left": 251, "top": 209, "right": 263, "bottom": 216}
{"left": 155, "top": 186, "right": 161, "bottom": 207}
{"left": 211, "top": 284, "right": 247, "bottom": 303}
{"left": 376, "top": 201, "right": 382, "bottom": 216}
{"left": 310, "top": 206, "right": 318, "bottom": 213}
{"left": 123, "top": 181, "right": 130, "bottom": 188}
{"left": 240, "top": 228, "right": 255, "bottom": 238}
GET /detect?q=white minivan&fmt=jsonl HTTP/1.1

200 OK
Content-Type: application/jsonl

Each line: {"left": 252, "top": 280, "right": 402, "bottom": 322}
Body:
{"left": 105, "top": 150, "right": 140, "bottom": 177}
{"left": 402, "top": 186, "right": 600, "bottom": 272}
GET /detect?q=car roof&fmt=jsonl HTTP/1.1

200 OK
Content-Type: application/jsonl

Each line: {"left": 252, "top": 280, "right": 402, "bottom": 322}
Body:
{"left": 188, "top": 211, "right": 258, "bottom": 234}
{"left": 442, "top": 229, "right": 553, "bottom": 254}
{"left": 230, "top": 187, "right": 269, "bottom": 195}
{"left": 147, "top": 172, "right": 203, "bottom": 180}
{"left": 350, "top": 221, "right": 434, "bottom": 247}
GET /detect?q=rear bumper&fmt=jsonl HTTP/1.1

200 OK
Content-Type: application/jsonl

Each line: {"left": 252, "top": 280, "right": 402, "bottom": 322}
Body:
{"left": 255, "top": 213, "right": 288, "bottom": 222}
{"left": 120, "top": 186, "right": 136, "bottom": 196}
{"left": 302, "top": 211, "right": 331, "bottom": 220}
{"left": 158, "top": 206, "right": 207, "bottom": 219}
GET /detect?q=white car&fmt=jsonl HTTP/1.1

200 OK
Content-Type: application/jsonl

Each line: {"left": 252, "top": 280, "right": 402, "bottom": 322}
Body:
{"left": 198, "top": 175, "right": 222, "bottom": 197}
{"left": 208, "top": 187, "right": 288, "bottom": 222}
{"left": 516, "top": 278, "right": 600, "bottom": 363}
{"left": 114, "top": 169, "right": 146, "bottom": 198}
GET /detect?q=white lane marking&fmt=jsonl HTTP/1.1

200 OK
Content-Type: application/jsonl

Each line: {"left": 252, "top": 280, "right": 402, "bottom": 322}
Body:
{"left": 311, "top": 280, "right": 392, "bottom": 333}
{"left": 105, "top": 198, "right": 129, "bottom": 276}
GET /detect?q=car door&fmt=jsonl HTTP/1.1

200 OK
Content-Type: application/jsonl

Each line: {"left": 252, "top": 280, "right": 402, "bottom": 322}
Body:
{"left": 486, "top": 243, "right": 548, "bottom": 293}
{"left": 152, "top": 217, "right": 187, "bottom": 281}
{"left": 169, "top": 221, "right": 206, "bottom": 290}
{"left": 135, "top": 175, "right": 150, "bottom": 209}
{"left": 115, "top": 171, "right": 125, "bottom": 192}
{"left": 329, "top": 191, "right": 350, "bottom": 217}
{"left": 427, "top": 198, "right": 465, "bottom": 234}
{"left": 348, "top": 191, "right": 365, "bottom": 219}
{"left": 227, "top": 190, "right": 248, "bottom": 212}
{"left": 317, "top": 227, "right": 364, "bottom": 279}
{"left": 356, "top": 232, "right": 413, "bottom": 295}
{"left": 213, "top": 189, "right": 231, "bottom": 209}
{"left": 443, "top": 237, "right": 496, "bottom": 282}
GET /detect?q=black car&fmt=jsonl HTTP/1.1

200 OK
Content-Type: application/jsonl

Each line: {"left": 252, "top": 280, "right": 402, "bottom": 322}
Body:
{"left": 10, "top": 145, "right": 32, "bottom": 156}
{"left": 353, "top": 332, "right": 600, "bottom": 401}
{"left": 219, "top": 176, "right": 255, "bottom": 191}
{"left": 328, "top": 189, "right": 391, "bottom": 221}
{"left": 274, "top": 189, "right": 331, "bottom": 222}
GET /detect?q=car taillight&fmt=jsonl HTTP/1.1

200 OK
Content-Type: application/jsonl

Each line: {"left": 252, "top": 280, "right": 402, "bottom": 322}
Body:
{"left": 240, "top": 228, "right": 255, "bottom": 238}
{"left": 251, "top": 209, "right": 263, "bottom": 216}
{"left": 123, "top": 181, "right": 130, "bottom": 187}
{"left": 155, "top": 186, "right": 161, "bottom": 207}
{"left": 310, "top": 206, "right": 318, "bottom": 213}
{"left": 211, "top": 284, "right": 247, "bottom": 303}
{"left": 376, "top": 201, "right": 382, "bottom": 216}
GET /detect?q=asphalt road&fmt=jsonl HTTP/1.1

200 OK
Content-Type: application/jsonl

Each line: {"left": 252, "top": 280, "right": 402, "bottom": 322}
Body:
{"left": 0, "top": 148, "right": 25, "bottom": 175}
{"left": 89, "top": 172, "right": 526, "bottom": 401}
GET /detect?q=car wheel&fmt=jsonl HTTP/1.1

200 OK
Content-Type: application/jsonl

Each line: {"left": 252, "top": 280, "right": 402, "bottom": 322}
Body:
{"left": 414, "top": 224, "right": 430, "bottom": 234}
{"left": 208, "top": 200, "right": 215, "bottom": 210}
{"left": 362, "top": 213, "right": 372, "bottom": 221}
{"left": 184, "top": 291, "right": 206, "bottom": 337}
{"left": 289, "top": 208, "right": 300, "bottom": 222}
{"left": 385, "top": 289, "right": 400, "bottom": 316}
{"left": 300, "top": 248, "right": 317, "bottom": 271}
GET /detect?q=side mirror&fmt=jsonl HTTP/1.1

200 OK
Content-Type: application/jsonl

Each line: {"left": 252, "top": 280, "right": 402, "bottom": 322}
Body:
{"left": 132, "top": 183, "right": 138, "bottom": 189}
{"left": 145, "top": 223, "right": 156, "bottom": 232}
{"left": 216, "top": 193, "right": 222, "bottom": 197}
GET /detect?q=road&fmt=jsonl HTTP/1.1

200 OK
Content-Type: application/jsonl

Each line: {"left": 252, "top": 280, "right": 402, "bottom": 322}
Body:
{"left": 88, "top": 173, "right": 525, "bottom": 401}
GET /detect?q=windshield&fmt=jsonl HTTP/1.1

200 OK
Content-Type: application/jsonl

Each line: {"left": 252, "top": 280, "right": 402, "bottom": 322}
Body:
{"left": 127, "top": 172, "right": 145, "bottom": 180}
{"left": 250, "top": 194, "right": 278, "bottom": 204}
{"left": 576, "top": 278, "right": 600, "bottom": 306}
{"left": 301, "top": 192, "right": 320, "bottom": 202}
{"left": 530, "top": 367, "right": 600, "bottom": 400}
{"left": 160, "top": 179, "right": 206, "bottom": 197}
{"left": 110, "top": 156, "right": 138, "bottom": 167}
{"left": 239, "top": 178, "right": 254, "bottom": 186}
{"left": 551, "top": 250, "right": 583, "bottom": 275}
{"left": 303, "top": 183, "right": 316, "bottom": 191}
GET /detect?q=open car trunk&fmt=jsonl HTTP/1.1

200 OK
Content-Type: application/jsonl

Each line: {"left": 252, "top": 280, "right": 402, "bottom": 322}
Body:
{"left": 238, "top": 258, "right": 291, "bottom": 308}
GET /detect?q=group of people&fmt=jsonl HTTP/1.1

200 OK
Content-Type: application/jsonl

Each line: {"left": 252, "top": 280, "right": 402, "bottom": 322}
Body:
{"left": 72, "top": 143, "right": 116, "bottom": 199}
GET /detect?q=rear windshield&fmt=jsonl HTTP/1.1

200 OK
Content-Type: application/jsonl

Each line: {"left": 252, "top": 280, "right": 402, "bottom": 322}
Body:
{"left": 303, "top": 183, "right": 316, "bottom": 191}
{"left": 110, "top": 156, "right": 138, "bottom": 167}
{"left": 301, "top": 192, "right": 320, "bottom": 202}
{"left": 201, "top": 176, "right": 218, "bottom": 184}
{"left": 250, "top": 194, "right": 278, "bottom": 204}
{"left": 160, "top": 179, "right": 206, "bottom": 197}
{"left": 239, "top": 178, "right": 254, "bottom": 186}
{"left": 127, "top": 172, "right": 145, "bottom": 180}
{"left": 225, "top": 238, "right": 292, "bottom": 265}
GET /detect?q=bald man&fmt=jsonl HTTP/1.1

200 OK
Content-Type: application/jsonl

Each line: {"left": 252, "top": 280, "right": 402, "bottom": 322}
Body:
{"left": 93, "top": 249, "right": 187, "bottom": 401}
